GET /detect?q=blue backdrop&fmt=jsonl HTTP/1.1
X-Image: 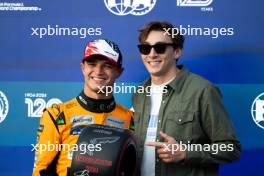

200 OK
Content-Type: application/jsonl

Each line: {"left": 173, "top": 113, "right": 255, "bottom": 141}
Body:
{"left": 0, "top": 0, "right": 264, "bottom": 175}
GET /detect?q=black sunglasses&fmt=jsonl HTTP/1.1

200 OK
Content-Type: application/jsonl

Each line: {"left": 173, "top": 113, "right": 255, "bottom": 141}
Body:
{"left": 137, "top": 43, "right": 175, "bottom": 55}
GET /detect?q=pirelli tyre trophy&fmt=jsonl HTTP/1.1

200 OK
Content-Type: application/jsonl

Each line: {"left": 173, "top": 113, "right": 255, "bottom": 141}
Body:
{"left": 70, "top": 124, "right": 137, "bottom": 176}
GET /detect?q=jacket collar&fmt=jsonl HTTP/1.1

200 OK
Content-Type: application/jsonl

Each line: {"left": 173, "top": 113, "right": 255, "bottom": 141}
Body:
{"left": 142, "top": 65, "right": 189, "bottom": 94}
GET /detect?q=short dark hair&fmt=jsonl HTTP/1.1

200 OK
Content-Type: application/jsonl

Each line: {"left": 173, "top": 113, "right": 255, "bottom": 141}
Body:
{"left": 138, "top": 21, "right": 185, "bottom": 49}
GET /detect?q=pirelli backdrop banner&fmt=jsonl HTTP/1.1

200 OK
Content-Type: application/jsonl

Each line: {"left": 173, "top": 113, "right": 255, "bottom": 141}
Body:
{"left": 0, "top": 0, "right": 263, "bottom": 175}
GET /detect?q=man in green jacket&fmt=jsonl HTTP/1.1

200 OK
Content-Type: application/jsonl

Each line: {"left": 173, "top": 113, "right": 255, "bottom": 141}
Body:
{"left": 132, "top": 21, "right": 241, "bottom": 176}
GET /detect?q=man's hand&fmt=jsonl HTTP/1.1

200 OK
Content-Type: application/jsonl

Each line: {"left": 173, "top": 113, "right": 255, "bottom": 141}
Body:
{"left": 147, "top": 131, "right": 185, "bottom": 163}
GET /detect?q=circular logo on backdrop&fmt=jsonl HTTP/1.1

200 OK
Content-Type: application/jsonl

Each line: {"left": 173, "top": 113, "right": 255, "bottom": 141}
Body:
{"left": 104, "top": 0, "right": 156, "bottom": 16}
{"left": 0, "top": 91, "right": 9, "bottom": 123}
{"left": 251, "top": 92, "right": 264, "bottom": 130}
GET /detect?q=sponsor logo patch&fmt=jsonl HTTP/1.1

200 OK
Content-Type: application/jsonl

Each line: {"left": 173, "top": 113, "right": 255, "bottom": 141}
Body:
{"left": 105, "top": 116, "right": 125, "bottom": 129}
{"left": 70, "top": 125, "right": 87, "bottom": 135}
{"left": 71, "top": 115, "right": 94, "bottom": 127}
{"left": 56, "top": 112, "right": 66, "bottom": 125}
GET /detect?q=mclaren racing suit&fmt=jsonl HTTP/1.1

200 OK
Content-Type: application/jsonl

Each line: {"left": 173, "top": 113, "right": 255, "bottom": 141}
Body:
{"left": 32, "top": 91, "right": 134, "bottom": 176}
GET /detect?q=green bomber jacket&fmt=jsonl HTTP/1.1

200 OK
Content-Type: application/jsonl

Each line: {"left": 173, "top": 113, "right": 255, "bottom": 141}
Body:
{"left": 132, "top": 66, "right": 241, "bottom": 176}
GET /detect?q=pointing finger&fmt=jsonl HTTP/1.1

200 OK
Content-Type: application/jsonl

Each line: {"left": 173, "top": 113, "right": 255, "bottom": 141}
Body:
{"left": 159, "top": 131, "right": 173, "bottom": 142}
{"left": 146, "top": 141, "right": 165, "bottom": 148}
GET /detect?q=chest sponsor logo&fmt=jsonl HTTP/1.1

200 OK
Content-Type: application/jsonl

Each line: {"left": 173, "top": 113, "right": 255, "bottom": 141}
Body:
{"left": 105, "top": 116, "right": 125, "bottom": 129}
{"left": 70, "top": 115, "right": 94, "bottom": 127}
{"left": 70, "top": 125, "right": 87, "bottom": 135}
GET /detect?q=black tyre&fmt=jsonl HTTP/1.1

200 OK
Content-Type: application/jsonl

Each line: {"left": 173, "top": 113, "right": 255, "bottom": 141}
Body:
{"left": 70, "top": 124, "right": 137, "bottom": 176}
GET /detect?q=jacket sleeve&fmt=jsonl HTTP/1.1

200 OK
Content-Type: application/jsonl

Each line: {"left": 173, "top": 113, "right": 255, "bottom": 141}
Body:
{"left": 184, "top": 85, "right": 241, "bottom": 165}
{"left": 32, "top": 108, "right": 61, "bottom": 176}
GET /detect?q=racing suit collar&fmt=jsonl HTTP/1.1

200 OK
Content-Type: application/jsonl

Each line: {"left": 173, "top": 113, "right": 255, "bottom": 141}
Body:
{"left": 76, "top": 91, "right": 116, "bottom": 113}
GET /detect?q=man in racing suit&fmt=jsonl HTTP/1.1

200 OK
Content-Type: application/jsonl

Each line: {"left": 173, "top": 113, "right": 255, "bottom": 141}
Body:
{"left": 32, "top": 39, "right": 134, "bottom": 176}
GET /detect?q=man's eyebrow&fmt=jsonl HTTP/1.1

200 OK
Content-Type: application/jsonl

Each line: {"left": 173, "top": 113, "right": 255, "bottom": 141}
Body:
{"left": 103, "top": 61, "right": 111, "bottom": 65}
{"left": 99, "top": 60, "right": 113, "bottom": 65}
{"left": 86, "top": 58, "right": 100, "bottom": 63}
{"left": 141, "top": 41, "right": 168, "bottom": 45}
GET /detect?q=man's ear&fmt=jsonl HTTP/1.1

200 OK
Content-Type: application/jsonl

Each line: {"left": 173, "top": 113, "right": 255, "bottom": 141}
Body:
{"left": 174, "top": 48, "right": 183, "bottom": 60}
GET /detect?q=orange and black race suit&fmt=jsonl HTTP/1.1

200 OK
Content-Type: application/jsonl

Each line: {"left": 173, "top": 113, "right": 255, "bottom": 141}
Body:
{"left": 32, "top": 92, "right": 133, "bottom": 176}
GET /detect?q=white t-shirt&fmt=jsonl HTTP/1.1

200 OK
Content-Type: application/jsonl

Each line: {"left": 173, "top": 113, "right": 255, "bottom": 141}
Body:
{"left": 141, "top": 77, "right": 175, "bottom": 176}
